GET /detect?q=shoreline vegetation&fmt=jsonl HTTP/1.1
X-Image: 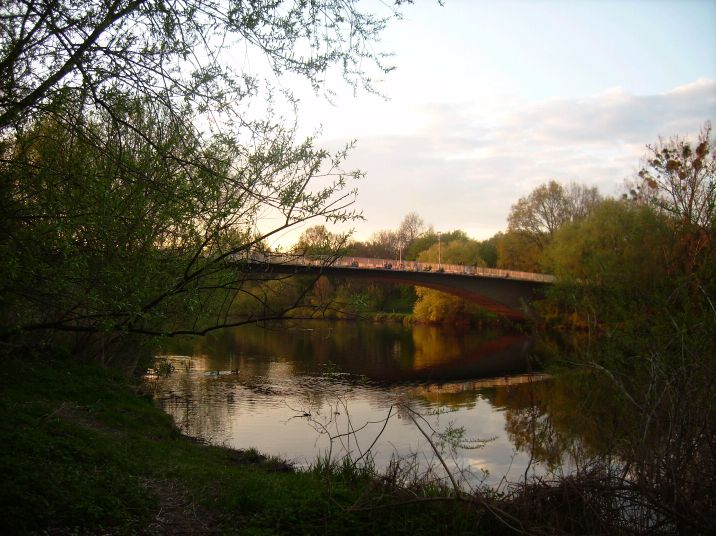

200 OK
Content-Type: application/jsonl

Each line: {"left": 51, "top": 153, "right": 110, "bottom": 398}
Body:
{"left": 0, "top": 353, "right": 638, "bottom": 535}
{"left": 288, "top": 310, "right": 512, "bottom": 328}
{"left": 3, "top": 326, "right": 713, "bottom": 535}
{"left": 0, "top": 353, "right": 544, "bottom": 535}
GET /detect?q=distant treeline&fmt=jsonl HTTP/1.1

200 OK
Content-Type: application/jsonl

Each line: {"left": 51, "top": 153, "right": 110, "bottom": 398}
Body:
{"left": 289, "top": 124, "right": 714, "bottom": 327}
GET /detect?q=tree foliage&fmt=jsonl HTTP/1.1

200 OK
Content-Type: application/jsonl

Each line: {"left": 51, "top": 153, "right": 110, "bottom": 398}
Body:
{"left": 416, "top": 237, "right": 485, "bottom": 267}
{"left": 495, "top": 231, "right": 541, "bottom": 272}
{"left": 346, "top": 229, "right": 400, "bottom": 259}
{"left": 540, "top": 128, "right": 716, "bottom": 533}
{"left": 412, "top": 235, "right": 488, "bottom": 324}
{"left": 397, "top": 211, "right": 426, "bottom": 248}
{"left": 629, "top": 121, "right": 715, "bottom": 275}
{"left": 0, "top": 1, "right": 414, "bottom": 357}
{"left": 293, "top": 225, "right": 348, "bottom": 256}
{"left": 0, "top": 0, "right": 406, "bottom": 133}
{"left": 1, "top": 96, "right": 358, "bottom": 341}
{"left": 412, "top": 287, "right": 486, "bottom": 325}
{"left": 542, "top": 200, "right": 675, "bottom": 318}
{"left": 507, "top": 180, "right": 602, "bottom": 250}
{"left": 476, "top": 236, "right": 499, "bottom": 268}
{"left": 631, "top": 122, "right": 715, "bottom": 230}
{"left": 405, "top": 229, "right": 465, "bottom": 260}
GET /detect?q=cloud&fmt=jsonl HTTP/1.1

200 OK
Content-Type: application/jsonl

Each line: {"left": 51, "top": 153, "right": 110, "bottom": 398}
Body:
{"left": 509, "top": 78, "right": 716, "bottom": 144}
{"left": 330, "top": 79, "right": 716, "bottom": 241}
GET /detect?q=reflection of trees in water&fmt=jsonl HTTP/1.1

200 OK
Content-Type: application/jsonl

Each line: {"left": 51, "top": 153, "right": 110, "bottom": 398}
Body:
{"left": 504, "top": 404, "right": 568, "bottom": 470}
{"left": 163, "top": 322, "right": 383, "bottom": 371}
{"left": 160, "top": 323, "right": 630, "bottom": 468}
{"left": 484, "top": 373, "right": 630, "bottom": 469}
{"left": 157, "top": 369, "right": 281, "bottom": 445}
{"left": 155, "top": 320, "right": 542, "bottom": 458}
{"left": 159, "top": 376, "right": 220, "bottom": 441}
{"left": 406, "top": 331, "right": 532, "bottom": 382}
{"left": 410, "top": 326, "right": 465, "bottom": 369}
{"left": 161, "top": 322, "right": 523, "bottom": 381}
{"left": 157, "top": 354, "right": 631, "bottom": 473}
{"left": 155, "top": 330, "right": 640, "bottom": 494}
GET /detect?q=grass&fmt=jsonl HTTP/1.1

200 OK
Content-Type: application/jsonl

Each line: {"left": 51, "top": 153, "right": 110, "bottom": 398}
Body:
{"left": 0, "top": 353, "right": 498, "bottom": 535}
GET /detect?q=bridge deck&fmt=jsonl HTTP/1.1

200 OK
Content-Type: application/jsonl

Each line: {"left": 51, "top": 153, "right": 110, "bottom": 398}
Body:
{"left": 242, "top": 254, "right": 555, "bottom": 283}
{"left": 234, "top": 253, "right": 554, "bottom": 319}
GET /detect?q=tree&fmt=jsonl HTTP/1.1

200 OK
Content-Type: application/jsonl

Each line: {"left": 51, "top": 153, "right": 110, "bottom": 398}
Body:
{"left": 412, "top": 287, "right": 486, "bottom": 325}
{"left": 0, "top": 97, "right": 357, "bottom": 343}
{"left": 397, "top": 211, "right": 426, "bottom": 248}
{"left": 0, "top": 0, "right": 403, "bottom": 133}
{"left": 405, "top": 228, "right": 437, "bottom": 260}
{"left": 495, "top": 231, "right": 541, "bottom": 272}
{"left": 542, "top": 196, "right": 715, "bottom": 533}
{"left": 417, "top": 237, "right": 485, "bottom": 267}
{"left": 366, "top": 229, "right": 401, "bottom": 259}
{"left": 628, "top": 122, "right": 715, "bottom": 274}
{"left": 405, "top": 228, "right": 467, "bottom": 260}
{"left": 541, "top": 131, "right": 716, "bottom": 529}
{"left": 412, "top": 235, "right": 487, "bottom": 324}
{"left": 507, "top": 180, "right": 602, "bottom": 250}
{"left": 293, "top": 225, "right": 348, "bottom": 257}
{"left": 631, "top": 122, "right": 715, "bottom": 231}
{"left": 477, "top": 236, "right": 499, "bottom": 268}
{"left": 542, "top": 200, "right": 674, "bottom": 302}
{"left": 565, "top": 182, "right": 603, "bottom": 220}
{"left": 0, "top": 1, "right": 415, "bottom": 360}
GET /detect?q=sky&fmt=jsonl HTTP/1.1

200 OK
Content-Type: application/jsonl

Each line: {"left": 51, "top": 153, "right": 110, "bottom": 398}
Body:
{"left": 265, "top": 0, "right": 716, "bottom": 248}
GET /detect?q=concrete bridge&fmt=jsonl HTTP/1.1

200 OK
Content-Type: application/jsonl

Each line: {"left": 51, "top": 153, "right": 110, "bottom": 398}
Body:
{"left": 238, "top": 254, "right": 555, "bottom": 320}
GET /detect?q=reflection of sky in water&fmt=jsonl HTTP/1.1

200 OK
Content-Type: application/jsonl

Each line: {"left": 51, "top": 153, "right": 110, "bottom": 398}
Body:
{"left": 151, "top": 323, "right": 572, "bottom": 485}
{"left": 151, "top": 364, "right": 552, "bottom": 485}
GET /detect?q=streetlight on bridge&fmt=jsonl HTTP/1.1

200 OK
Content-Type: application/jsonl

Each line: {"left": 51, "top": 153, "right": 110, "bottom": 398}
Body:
{"left": 437, "top": 231, "right": 442, "bottom": 271}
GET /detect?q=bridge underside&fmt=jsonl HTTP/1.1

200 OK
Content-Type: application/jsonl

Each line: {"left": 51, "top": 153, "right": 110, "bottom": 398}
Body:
{"left": 241, "top": 263, "right": 550, "bottom": 320}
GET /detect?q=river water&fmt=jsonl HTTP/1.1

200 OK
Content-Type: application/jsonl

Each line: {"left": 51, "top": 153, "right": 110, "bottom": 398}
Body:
{"left": 151, "top": 321, "right": 572, "bottom": 489}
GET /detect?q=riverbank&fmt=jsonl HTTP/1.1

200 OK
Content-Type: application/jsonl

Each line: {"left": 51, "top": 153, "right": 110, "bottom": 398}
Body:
{"left": 0, "top": 354, "right": 508, "bottom": 535}
{"left": 4, "top": 350, "right": 708, "bottom": 535}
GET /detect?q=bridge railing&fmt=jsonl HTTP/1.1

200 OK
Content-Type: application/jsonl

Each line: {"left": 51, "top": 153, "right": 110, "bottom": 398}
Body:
{"left": 235, "top": 252, "right": 555, "bottom": 283}
{"left": 334, "top": 257, "right": 556, "bottom": 283}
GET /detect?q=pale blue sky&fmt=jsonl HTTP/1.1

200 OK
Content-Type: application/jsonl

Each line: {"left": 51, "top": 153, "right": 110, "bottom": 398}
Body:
{"left": 389, "top": 0, "right": 716, "bottom": 99}
{"left": 267, "top": 0, "right": 716, "bottom": 247}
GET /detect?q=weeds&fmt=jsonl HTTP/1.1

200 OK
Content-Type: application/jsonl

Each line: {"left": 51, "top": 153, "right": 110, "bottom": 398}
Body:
{"left": 291, "top": 347, "right": 713, "bottom": 536}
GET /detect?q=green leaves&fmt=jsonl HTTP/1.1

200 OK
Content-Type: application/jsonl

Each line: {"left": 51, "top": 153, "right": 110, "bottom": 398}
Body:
{"left": 507, "top": 180, "right": 602, "bottom": 251}
{"left": 0, "top": 91, "right": 361, "bottom": 347}
{"left": 1, "top": 0, "right": 404, "bottom": 136}
{"left": 0, "top": 0, "right": 411, "bottom": 351}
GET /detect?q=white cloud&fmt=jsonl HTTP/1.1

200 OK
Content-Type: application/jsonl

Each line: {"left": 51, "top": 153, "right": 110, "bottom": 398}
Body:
{"left": 322, "top": 79, "right": 716, "bottom": 241}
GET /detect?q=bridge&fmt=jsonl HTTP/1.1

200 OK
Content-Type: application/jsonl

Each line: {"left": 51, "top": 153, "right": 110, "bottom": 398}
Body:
{"left": 237, "top": 254, "right": 555, "bottom": 320}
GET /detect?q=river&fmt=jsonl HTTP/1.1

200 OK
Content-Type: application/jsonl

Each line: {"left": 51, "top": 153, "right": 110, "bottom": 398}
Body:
{"left": 151, "top": 321, "right": 578, "bottom": 489}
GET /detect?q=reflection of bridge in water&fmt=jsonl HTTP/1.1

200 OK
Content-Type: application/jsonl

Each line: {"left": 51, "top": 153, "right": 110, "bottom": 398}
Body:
{"left": 376, "top": 333, "right": 537, "bottom": 382}
{"left": 238, "top": 254, "right": 556, "bottom": 320}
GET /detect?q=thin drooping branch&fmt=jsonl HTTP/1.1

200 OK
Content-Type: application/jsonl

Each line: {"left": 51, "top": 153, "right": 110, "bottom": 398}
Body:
{"left": 402, "top": 404, "right": 461, "bottom": 497}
